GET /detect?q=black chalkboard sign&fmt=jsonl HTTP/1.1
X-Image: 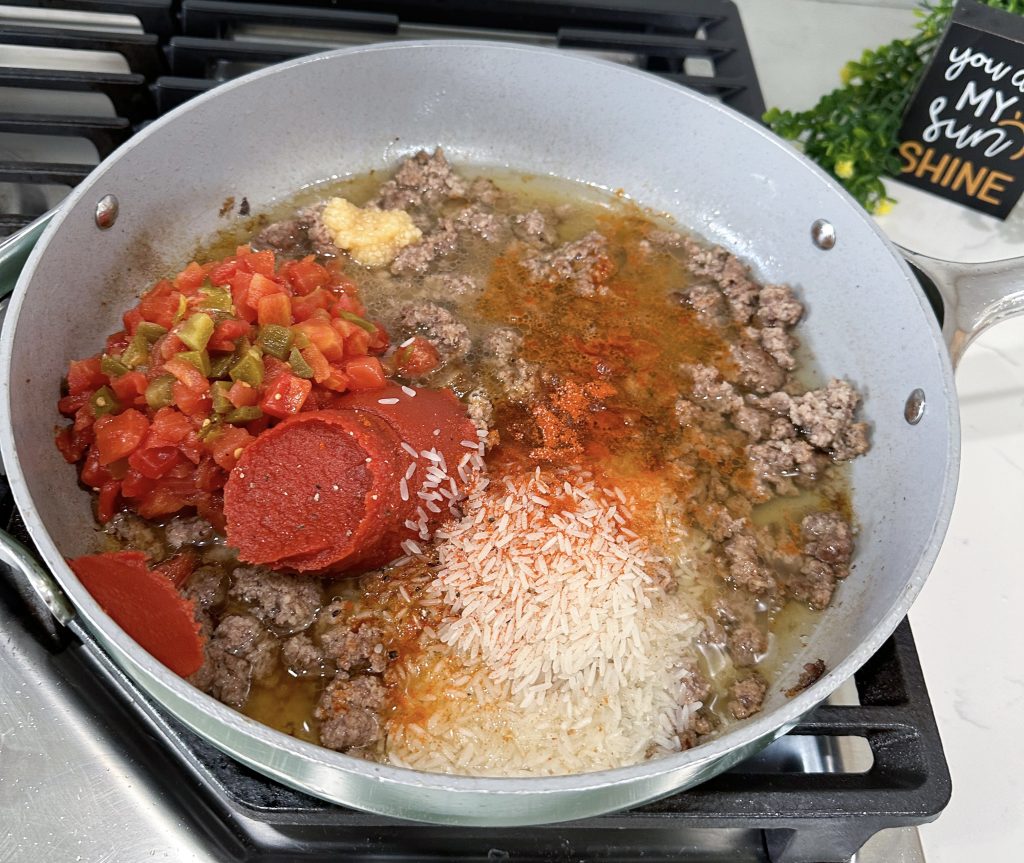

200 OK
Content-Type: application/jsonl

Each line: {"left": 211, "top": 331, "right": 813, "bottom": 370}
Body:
{"left": 897, "top": 0, "right": 1024, "bottom": 219}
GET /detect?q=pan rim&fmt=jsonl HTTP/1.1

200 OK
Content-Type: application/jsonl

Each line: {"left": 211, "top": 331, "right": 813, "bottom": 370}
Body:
{"left": 0, "top": 39, "right": 961, "bottom": 813}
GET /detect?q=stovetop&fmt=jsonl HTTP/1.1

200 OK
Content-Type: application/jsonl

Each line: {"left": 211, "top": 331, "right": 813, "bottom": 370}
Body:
{"left": 0, "top": 3, "right": 950, "bottom": 861}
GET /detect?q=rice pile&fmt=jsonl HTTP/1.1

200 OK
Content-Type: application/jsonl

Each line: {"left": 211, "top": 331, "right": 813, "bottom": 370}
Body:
{"left": 385, "top": 468, "right": 705, "bottom": 776}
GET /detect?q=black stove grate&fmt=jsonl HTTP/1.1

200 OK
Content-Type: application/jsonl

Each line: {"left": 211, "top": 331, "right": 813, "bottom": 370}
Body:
{"left": 0, "top": 0, "right": 763, "bottom": 236}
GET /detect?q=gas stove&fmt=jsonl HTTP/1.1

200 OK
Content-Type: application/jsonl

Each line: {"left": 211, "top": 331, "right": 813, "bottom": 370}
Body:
{"left": 0, "top": 3, "right": 952, "bottom": 861}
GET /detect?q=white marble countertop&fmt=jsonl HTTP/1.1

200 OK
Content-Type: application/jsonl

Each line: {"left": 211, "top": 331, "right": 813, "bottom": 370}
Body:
{"left": 736, "top": 2, "right": 1024, "bottom": 859}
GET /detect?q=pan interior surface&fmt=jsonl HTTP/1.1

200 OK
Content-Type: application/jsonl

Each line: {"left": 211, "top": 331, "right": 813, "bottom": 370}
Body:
{"left": 0, "top": 42, "right": 958, "bottom": 824}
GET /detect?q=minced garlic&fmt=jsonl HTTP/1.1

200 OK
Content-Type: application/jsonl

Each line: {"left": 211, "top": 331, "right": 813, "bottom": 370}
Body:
{"left": 321, "top": 197, "right": 422, "bottom": 267}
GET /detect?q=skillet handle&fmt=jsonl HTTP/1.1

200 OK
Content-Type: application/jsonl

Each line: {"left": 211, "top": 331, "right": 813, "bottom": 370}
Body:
{"left": 0, "top": 529, "right": 75, "bottom": 626}
{"left": 0, "top": 212, "right": 54, "bottom": 300}
{"left": 898, "top": 247, "right": 1024, "bottom": 368}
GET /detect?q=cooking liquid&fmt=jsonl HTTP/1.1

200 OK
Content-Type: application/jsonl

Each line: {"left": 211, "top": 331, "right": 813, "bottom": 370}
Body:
{"left": 197, "top": 168, "right": 852, "bottom": 753}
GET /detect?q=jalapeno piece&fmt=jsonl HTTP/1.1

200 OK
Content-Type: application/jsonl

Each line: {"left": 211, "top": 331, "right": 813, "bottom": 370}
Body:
{"left": 208, "top": 353, "right": 234, "bottom": 380}
{"left": 176, "top": 349, "right": 212, "bottom": 378}
{"left": 145, "top": 375, "right": 176, "bottom": 410}
{"left": 338, "top": 310, "right": 377, "bottom": 334}
{"left": 211, "top": 381, "right": 233, "bottom": 414}
{"left": 287, "top": 347, "right": 314, "bottom": 379}
{"left": 121, "top": 332, "right": 150, "bottom": 369}
{"left": 198, "top": 283, "right": 234, "bottom": 313}
{"left": 256, "top": 324, "right": 293, "bottom": 360}
{"left": 225, "top": 405, "right": 263, "bottom": 424}
{"left": 137, "top": 322, "right": 168, "bottom": 344}
{"left": 90, "top": 386, "right": 120, "bottom": 417}
{"left": 229, "top": 349, "right": 265, "bottom": 388}
{"left": 178, "top": 312, "right": 215, "bottom": 352}
{"left": 100, "top": 354, "right": 130, "bottom": 378}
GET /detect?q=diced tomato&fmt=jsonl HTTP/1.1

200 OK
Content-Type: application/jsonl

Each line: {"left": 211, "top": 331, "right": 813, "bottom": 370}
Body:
{"left": 94, "top": 409, "right": 150, "bottom": 465}
{"left": 80, "top": 446, "right": 110, "bottom": 488}
{"left": 55, "top": 426, "right": 89, "bottom": 463}
{"left": 293, "top": 318, "right": 345, "bottom": 362}
{"left": 321, "top": 364, "right": 350, "bottom": 393}
{"left": 195, "top": 456, "right": 226, "bottom": 493}
{"left": 121, "top": 468, "right": 156, "bottom": 498}
{"left": 174, "top": 261, "right": 208, "bottom": 294}
{"left": 282, "top": 257, "right": 329, "bottom": 295}
{"left": 155, "top": 550, "right": 197, "bottom": 588}
{"left": 300, "top": 344, "right": 331, "bottom": 384}
{"left": 205, "top": 424, "right": 255, "bottom": 471}
{"left": 247, "top": 272, "right": 284, "bottom": 310}
{"left": 164, "top": 357, "right": 210, "bottom": 393}
{"left": 58, "top": 391, "right": 91, "bottom": 417}
{"left": 208, "top": 318, "right": 250, "bottom": 352}
{"left": 257, "top": 292, "right": 292, "bottom": 327}
{"left": 195, "top": 494, "right": 227, "bottom": 535}
{"left": 241, "top": 249, "right": 276, "bottom": 278}
{"left": 122, "top": 308, "right": 144, "bottom": 335}
{"left": 128, "top": 445, "right": 181, "bottom": 479}
{"left": 367, "top": 322, "right": 389, "bottom": 355}
{"left": 179, "top": 430, "right": 205, "bottom": 464}
{"left": 67, "top": 357, "right": 106, "bottom": 395}
{"left": 208, "top": 259, "right": 238, "bottom": 285}
{"left": 138, "top": 282, "right": 183, "bottom": 330}
{"left": 260, "top": 373, "right": 312, "bottom": 419}
{"left": 344, "top": 356, "right": 386, "bottom": 392}
{"left": 226, "top": 380, "right": 259, "bottom": 408}
{"left": 229, "top": 270, "right": 255, "bottom": 321}
{"left": 73, "top": 405, "right": 94, "bottom": 434}
{"left": 110, "top": 371, "right": 148, "bottom": 407}
{"left": 149, "top": 407, "right": 192, "bottom": 445}
{"left": 172, "top": 382, "right": 211, "bottom": 418}
{"left": 96, "top": 481, "right": 121, "bottom": 524}
{"left": 394, "top": 337, "right": 441, "bottom": 377}
{"left": 290, "top": 288, "right": 332, "bottom": 322}
{"left": 135, "top": 482, "right": 192, "bottom": 519}
{"left": 105, "top": 330, "right": 132, "bottom": 357}
{"left": 343, "top": 327, "right": 371, "bottom": 359}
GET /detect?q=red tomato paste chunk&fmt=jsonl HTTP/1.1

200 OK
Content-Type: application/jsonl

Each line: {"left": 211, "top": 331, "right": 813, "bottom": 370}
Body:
{"left": 68, "top": 551, "right": 205, "bottom": 676}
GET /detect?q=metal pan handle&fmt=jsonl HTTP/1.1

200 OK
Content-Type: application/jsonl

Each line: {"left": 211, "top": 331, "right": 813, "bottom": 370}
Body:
{"left": 899, "top": 248, "right": 1024, "bottom": 368}
{"left": 0, "top": 528, "right": 75, "bottom": 626}
{"left": 0, "top": 212, "right": 54, "bottom": 300}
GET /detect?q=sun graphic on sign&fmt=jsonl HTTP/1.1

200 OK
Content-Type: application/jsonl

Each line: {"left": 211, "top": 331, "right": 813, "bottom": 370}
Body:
{"left": 999, "top": 111, "right": 1024, "bottom": 160}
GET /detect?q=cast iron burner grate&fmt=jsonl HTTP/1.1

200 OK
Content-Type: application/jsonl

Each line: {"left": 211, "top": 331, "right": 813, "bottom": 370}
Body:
{"left": 0, "top": 0, "right": 763, "bottom": 237}
{"left": 2, "top": 493, "right": 951, "bottom": 863}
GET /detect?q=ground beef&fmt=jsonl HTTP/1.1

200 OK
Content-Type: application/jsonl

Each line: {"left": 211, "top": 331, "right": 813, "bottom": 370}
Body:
{"left": 281, "top": 633, "right": 326, "bottom": 678}
{"left": 465, "top": 388, "right": 494, "bottom": 432}
{"left": 785, "top": 557, "right": 838, "bottom": 610}
{"left": 184, "top": 565, "right": 227, "bottom": 614}
{"left": 758, "top": 326, "right": 797, "bottom": 370}
{"left": 106, "top": 511, "right": 166, "bottom": 562}
{"left": 727, "top": 340, "right": 786, "bottom": 394}
{"left": 678, "top": 709, "right": 718, "bottom": 750}
{"left": 787, "top": 379, "right": 870, "bottom": 460}
{"left": 251, "top": 216, "right": 309, "bottom": 256}
{"left": 450, "top": 204, "right": 508, "bottom": 242}
{"left": 314, "top": 674, "right": 387, "bottom": 752}
{"left": 722, "top": 531, "right": 777, "bottom": 596}
{"left": 785, "top": 659, "right": 827, "bottom": 697}
{"left": 801, "top": 512, "right": 854, "bottom": 566}
{"left": 396, "top": 300, "right": 471, "bottom": 361}
{"left": 731, "top": 405, "right": 772, "bottom": 441}
{"left": 685, "top": 239, "right": 761, "bottom": 324}
{"left": 755, "top": 284, "right": 803, "bottom": 327}
{"left": 389, "top": 223, "right": 458, "bottom": 275}
{"left": 190, "top": 614, "right": 277, "bottom": 708}
{"left": 425, "top": 272, "right": 479, "bottom": 298}
{"left": 512, "top": 209, "right": 558, "bottom": 247}
{"left": 727, "top": 621, "right": 769, "bottom": 668}
{"left": 728, "top": 673, "right": 768, "bottom": 719}
{"left": 164, "top": 516, "right": 215, "bottom": 549}
{"left": 369, "top": 148, "right": 468, "bottom": 214}
{"left": 320, "top": 624, "right": 387, "bottom": 674}
{"left": 686, "top": 364, "right": 742, "bottom": 413}
{"left": 747, "top": 438, "right": 823, "bottom": 498}
{"left": 482, "top": 328, "right": 539, "bottom": 400}
{"left": 520, "top": 231, "right": 613, "bottom": 297}
{"left": 672, "top": 283, "right": 728, "bottom": 328}
{"left": 468, "top": 176, "right": 501, "bottom": 207}
{"left": 679, "top": 660, "right": 713, "bottom": 705}
{"left": 228, "top": 566, "right": 321, "bottom": 633}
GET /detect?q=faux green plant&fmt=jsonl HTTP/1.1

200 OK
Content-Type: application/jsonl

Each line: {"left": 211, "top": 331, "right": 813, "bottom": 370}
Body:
{"left": 764, "top": 0, "right": 1024, "bottom": 214}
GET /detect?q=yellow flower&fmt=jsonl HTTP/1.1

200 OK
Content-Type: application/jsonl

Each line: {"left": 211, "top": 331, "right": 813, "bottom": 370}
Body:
{"left": 840, "top": 63, "right": 854, "bottom": 85}
{"left": 834, "top": 159, "right": 855, "bottom": 179}
{"left": 874, "top": 199, "right": 894, "bottom": 217}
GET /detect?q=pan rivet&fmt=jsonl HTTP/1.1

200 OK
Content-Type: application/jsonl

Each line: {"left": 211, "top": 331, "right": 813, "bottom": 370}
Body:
{"left": 811, "top": 219, "right": 836, "bottom": 250}
{"left": 95, "top": 194, "right": 119, "bottom": 229}
{"left": 904, "top": 389, "right": 926, "bottom": 425}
